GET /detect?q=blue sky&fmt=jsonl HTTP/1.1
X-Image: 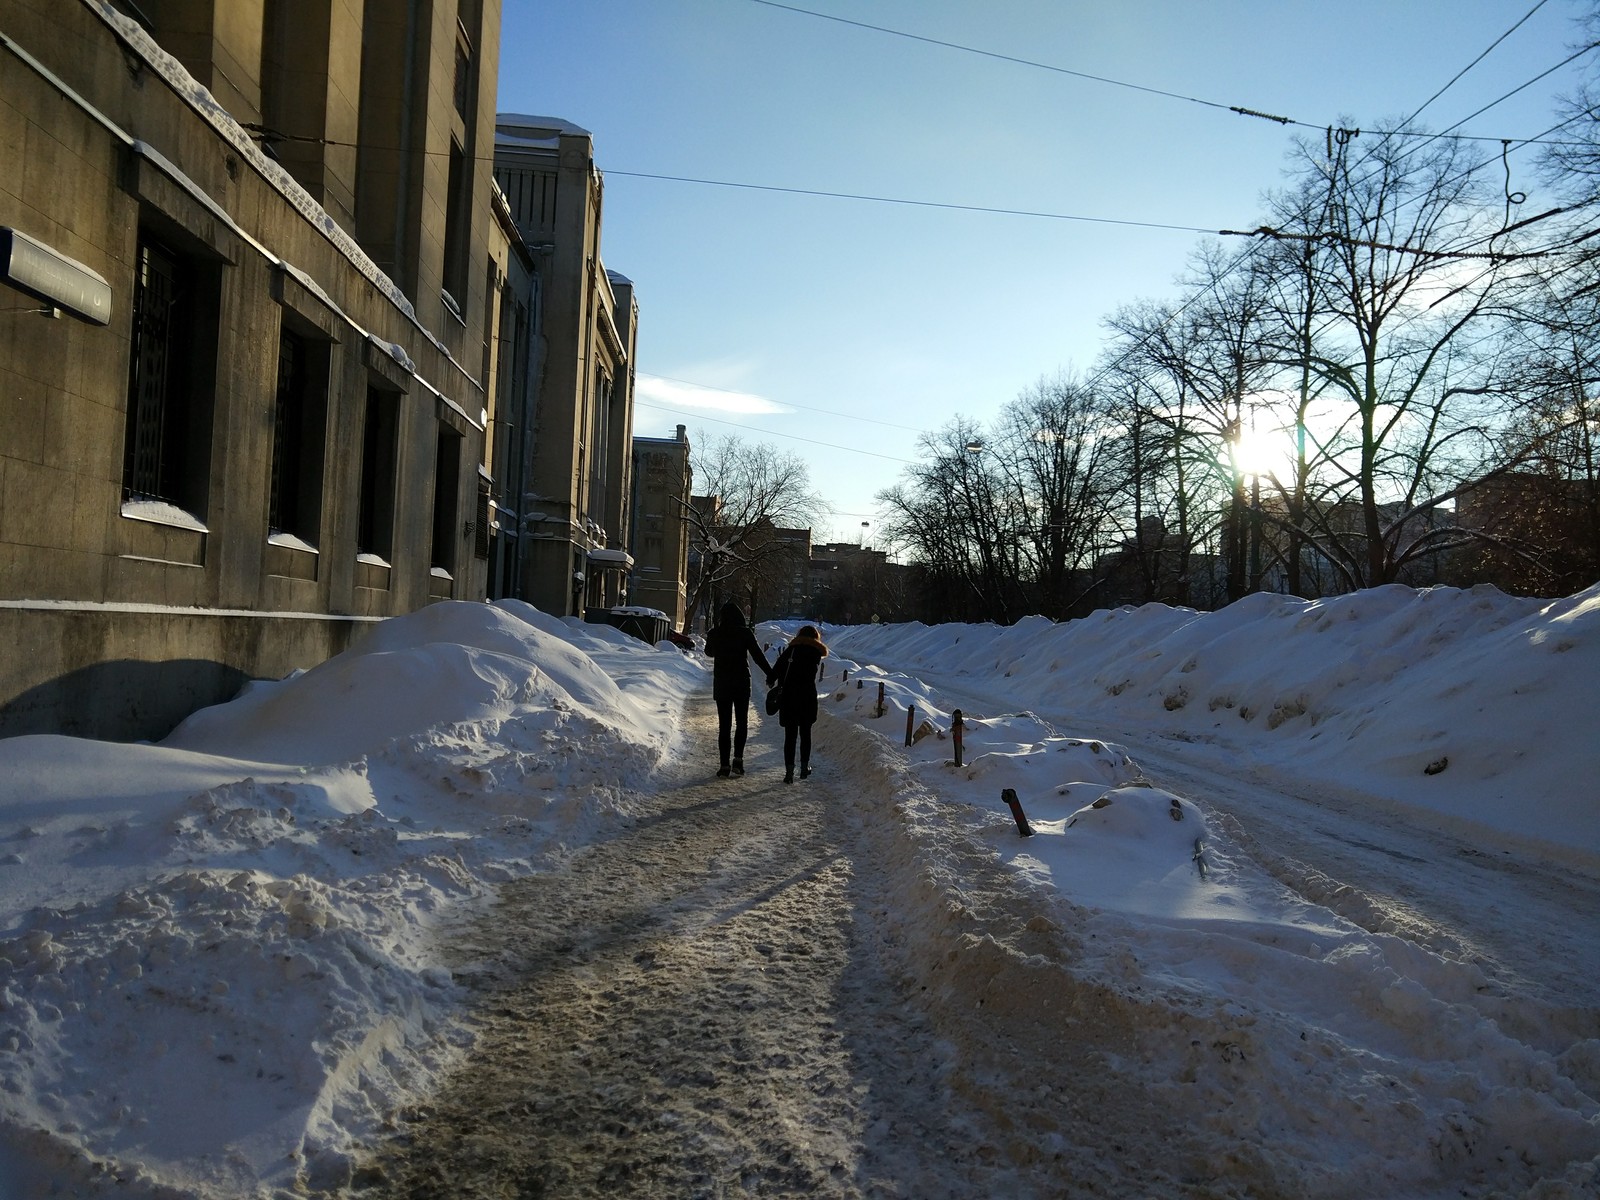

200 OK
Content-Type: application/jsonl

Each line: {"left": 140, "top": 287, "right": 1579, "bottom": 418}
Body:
{"left": 497, "top": 1, "right": 1593, "bottom": 544}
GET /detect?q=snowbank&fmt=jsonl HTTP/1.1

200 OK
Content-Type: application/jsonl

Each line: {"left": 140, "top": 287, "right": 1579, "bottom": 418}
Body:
{"left": 1, "top": 584, "right": 1596, "bottom": 1197}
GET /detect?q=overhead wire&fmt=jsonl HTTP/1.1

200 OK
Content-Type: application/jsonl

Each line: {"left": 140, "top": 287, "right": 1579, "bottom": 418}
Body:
{"left": 604, "top": 169, "right": 1219, "bottom": 234}
{"left": 746, "top": 0, "right": 1585, "bottom": 149}
{"left": 663, "top": 4, "right": 1597, "bottom": 462}
{"left": 1400, "top": 0, "right": 1552, "bottom": 127}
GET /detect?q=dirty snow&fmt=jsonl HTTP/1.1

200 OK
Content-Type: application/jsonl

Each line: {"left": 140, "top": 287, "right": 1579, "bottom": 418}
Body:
{"left": 0, "top": 584, "right": 1595, "bottom": 1197}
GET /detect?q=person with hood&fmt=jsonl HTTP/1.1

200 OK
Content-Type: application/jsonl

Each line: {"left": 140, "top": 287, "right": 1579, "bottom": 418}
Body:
{"left": 702, "top": 601, "right": 773, "bottom": 777}
{"left": 769, "top": 625, "right": 828, "bottom": 784}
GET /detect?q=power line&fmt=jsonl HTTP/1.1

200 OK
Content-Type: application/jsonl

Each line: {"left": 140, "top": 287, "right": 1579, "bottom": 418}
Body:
{"left": 606, "top": 169, "right": 1219, "bottom": 234}
{"left": 1401, "top": 0, "right": 1551, "bottom": 127}
{"left": 746, "top": 0, "right": 1586, "bottom": 149}
{"left": 748, "top": 0, "right": 1251, "bottom": 117}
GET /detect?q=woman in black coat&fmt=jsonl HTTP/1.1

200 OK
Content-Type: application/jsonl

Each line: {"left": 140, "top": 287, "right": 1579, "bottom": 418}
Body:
{"left": 769, "top": 625, "right": 827, "bottom": 784}
{"left": 702, "top": 602, "right": 773, "bottom": 777}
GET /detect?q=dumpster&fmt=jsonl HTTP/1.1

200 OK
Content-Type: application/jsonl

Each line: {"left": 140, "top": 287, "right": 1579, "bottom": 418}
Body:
{"left": 584, "top": 605, "right": 670, "bottom": 646}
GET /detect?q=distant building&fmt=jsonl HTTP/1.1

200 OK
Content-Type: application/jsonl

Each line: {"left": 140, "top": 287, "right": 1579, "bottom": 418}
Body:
{"left": 630, "top": 426, "right": 694, "bottom": 631}
{"left": 1089, "top": 517, "right": 1196, "bottom": 609}
{"left": 0, "top": 0, "right": 502, "bottom": 738}
{"left": 1449, "top": 472, "right": 1599, "bottom": 596}
{"left": 810, "top": 542, "right": 889, "bottom": 624}
{"left": 491, "top": 115, "right": 638, "bottom": 617}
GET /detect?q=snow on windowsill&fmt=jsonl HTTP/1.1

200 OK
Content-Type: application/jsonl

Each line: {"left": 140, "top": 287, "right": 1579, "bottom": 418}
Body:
{"left": 430, "top": 567, "right": 453, "bottom": 580}
{"left": 267, "top": 531, "right": 319, "bottom": 554}
{"left": 356, "top": 553, "right": 391, "bottom": 567}
{"left": 120, "top": 499, "right": 208, "bottom": 533}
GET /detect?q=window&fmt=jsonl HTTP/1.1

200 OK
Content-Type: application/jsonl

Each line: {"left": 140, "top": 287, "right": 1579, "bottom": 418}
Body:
{"left": 431, "top": 425, "right": 462, "bottom": 574}
{"left": 453, "top": 34, "right": 472, "bottom": 122}
{"left": 269, "top": 325, "right": 330, "bottom": 544}
{"left": 123, "top": 233, "right": 219, "bottom": 510}
{"left": 441, "top": 141, "right": 469, "bottom": 317}
{"left": 357, "top": 386, "right": 399, "bottom": 558}
{"left": 587, "top": 371, "right": 612, "bottom": 515}
{"left": 474, "top": 477, "right": 491, "bottom": 559}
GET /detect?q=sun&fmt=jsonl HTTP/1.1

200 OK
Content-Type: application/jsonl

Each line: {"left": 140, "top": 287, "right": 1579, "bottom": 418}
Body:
{"left": 1227, "top": 424, "right": 1293, "bottom": 482}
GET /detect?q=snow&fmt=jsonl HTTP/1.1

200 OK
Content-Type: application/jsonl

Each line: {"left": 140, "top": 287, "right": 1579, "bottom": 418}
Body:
{"left": 265, "top": 532, "right": 317, "bottom": 555}
{"left": 119, "top": 499, "right": 209, "bottom": 534}
{"left": 0, "top": 585, "right": 1596, "bottom": 1197}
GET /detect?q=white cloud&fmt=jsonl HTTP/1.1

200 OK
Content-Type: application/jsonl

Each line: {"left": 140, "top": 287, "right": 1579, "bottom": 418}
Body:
{"left": 635, "top": 373, "right": 786, "bottom": 416}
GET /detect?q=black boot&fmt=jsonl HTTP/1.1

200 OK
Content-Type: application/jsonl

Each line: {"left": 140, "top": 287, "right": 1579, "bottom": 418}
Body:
{"left": 732, "top": 758, "right": 744, "bottom": 776}
{"left": 717, "top": 764, "right": 731, "bottom": 777}
{"left": 800, "top": 764, "right": 810, "bottom": 779}
{"left": 784, "top": 767, "right": 794, "bottom": 784}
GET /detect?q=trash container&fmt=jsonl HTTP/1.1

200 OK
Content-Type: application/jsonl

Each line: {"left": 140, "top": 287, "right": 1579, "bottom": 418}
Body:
{"left": 584, "top": 606, "right": 669, "bottom": 645}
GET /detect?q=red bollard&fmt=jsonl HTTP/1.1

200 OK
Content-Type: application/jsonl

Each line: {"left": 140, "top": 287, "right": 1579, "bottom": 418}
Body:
{"left": 952, "top": 709, "right": 964, "bottom": 768}
{"left": 1001, "top": 788, "right": 1035, "bottom": 837}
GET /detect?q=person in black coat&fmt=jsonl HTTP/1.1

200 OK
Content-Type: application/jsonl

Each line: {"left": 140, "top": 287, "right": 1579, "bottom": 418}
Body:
{"left": 702, "top": 602, "right": 773, "bottom": 777}
{"left": 769, "top": 625, "right": 827, "bottom": 784}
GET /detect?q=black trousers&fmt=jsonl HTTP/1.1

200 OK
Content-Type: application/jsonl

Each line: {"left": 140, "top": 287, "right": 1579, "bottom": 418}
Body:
{"left": 782, "top": 721, "right": 812, "bottom": 770}
{"left": 715, "top": 693, "right": 750, "bottom": 767}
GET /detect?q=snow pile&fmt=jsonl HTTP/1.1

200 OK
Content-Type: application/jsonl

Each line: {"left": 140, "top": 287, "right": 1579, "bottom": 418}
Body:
{"left": 0, "top": 601, "right": 702, "bottom": 1197}
{"left": 778, "top": 583, "right": 1600, "bottom": 1197}
{"left": 811, "top": 582, "right": 1600, "bottom": 862}
{"left": 0, "top": 583, "right": 1596, "bottom": 1197}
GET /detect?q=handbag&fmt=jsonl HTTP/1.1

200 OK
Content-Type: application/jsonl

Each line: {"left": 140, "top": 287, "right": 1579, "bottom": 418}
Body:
{"left": 765, "top": 651, "right": 790, "bottom": 715}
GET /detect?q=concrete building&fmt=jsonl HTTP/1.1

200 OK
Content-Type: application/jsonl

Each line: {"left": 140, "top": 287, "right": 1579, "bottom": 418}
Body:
{"left": 629, "top": 426, "right": 693, "bottom": 632}
{"left": 491, "top": 114, "right": 639, "bottom": 618}
{"left": 0, "top": 0, "right": 502, "bottom": 738}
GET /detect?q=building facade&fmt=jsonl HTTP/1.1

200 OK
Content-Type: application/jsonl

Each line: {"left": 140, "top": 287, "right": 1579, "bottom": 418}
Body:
{"left": 629, "top": 426, "right": 693, "bottom": 631}
{"left": 491, "top": 114, "right": 639, "bottom": 618}
{"left": 0, "top": 0, "right": 502, "bottom": 738}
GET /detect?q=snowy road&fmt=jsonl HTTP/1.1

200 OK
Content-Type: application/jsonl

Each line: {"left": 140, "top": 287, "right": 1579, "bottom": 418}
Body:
{"left": 342, "top": 666, "right": 1600, "bottom": 1198}
{"left": 352, "top": 696, "right": 1044, "bottom": 1198}
{"left": 347, "top": 694, "right": 1269, "bottom": 1199}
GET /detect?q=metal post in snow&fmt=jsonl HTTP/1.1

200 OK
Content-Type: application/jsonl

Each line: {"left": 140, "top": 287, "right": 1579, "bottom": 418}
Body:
{"left": 905, "top": 705, "right": 914, "bottom": 746}
{"left": 952, "top": 709, "right": 964, "bottom": 768}
{"left": 1001, "top": 787, "right": 1034, "bottom": 837}
{"left": 876, "top": 681, "right": 885, "bottom": 718}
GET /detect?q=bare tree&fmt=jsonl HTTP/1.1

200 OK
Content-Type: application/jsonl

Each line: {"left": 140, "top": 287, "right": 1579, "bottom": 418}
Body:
{"left": 682, "top": 433, "right": 825, "bottom": 627}
{"left": 877, "top": 418, "right": 1020, "bottom": 623}
{"left": 991, "top": 374, "right": 1122, "bottom": 618}
{"left": 1249, "top": 122, "right": 1519, "bottom": 589}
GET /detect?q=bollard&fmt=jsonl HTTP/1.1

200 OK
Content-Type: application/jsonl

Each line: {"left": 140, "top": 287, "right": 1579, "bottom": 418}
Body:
{"left": 843, "top": 668, "right": 849, "bottom": 684}
{"left": 876, "top": 681, "right": 885, "bottom": 718}
{"left": 905, "top": 704, "right": 915, "bottom": 746}
{"left": 952, "top": 709, "right": 964, "bottom": 768}
{"left": 1001, "top": 788, "right": 1034, "bottom": 837}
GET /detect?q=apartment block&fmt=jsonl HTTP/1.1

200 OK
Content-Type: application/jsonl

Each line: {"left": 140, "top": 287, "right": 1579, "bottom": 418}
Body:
{"left": 0, "top": 0, "right": 502, "bottom": 738}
